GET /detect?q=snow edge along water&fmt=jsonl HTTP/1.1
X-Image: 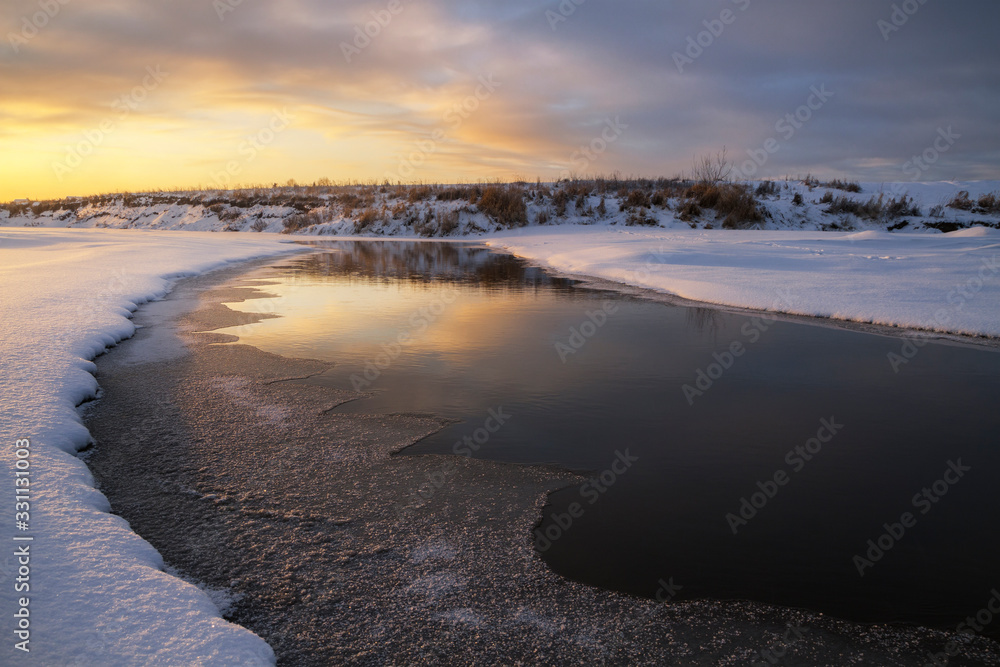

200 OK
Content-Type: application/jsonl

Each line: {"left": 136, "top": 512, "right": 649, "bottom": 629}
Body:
{"left": 0, "top": 230, "right": 310, "bottom": 666}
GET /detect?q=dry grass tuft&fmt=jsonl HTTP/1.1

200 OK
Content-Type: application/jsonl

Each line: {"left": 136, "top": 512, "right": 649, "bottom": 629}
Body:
{"left": 625, "top": 208, "right": 657, "bottom": 226}
{"left": 678, "top": 199, "right": 701, "bottom": 222}
{"left": 825, "top": 194, "right": 920, "bottom": 221}
{"left": 407, "top": 186, "right": 434, "bottom": 203}
{"left": 353, "top": 207, "right": 382, "bottom": 233}
{"left": 477, "top": 183, "right": 527, "bottom": 227}
{"left": 950, "top": 190, "right": 1000, "bottom": 214}
{"left": 821, "top": 179, "right": 862, "bottom": 193}
{"left": 621, "top": 189, "right": 651, "bottom": 211}
{"left": 281, "top": 210, "right": 324, "bottom": 234}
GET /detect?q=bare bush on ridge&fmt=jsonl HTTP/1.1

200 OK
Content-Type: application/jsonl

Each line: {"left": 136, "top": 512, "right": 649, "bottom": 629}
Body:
{"left": 476, "top": 182, "right": 527, "bottom": 227}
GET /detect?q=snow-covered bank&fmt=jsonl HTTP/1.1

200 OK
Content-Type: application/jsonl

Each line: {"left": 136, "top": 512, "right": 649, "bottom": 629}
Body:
{"left": 0, "top": 229, "right": 306, "bottom": 665}
{"left": 487, "top": 227, "right": 1000, "bottom": 339}
{"left": 3, "top": 180, "right": 999, "bottom": 236}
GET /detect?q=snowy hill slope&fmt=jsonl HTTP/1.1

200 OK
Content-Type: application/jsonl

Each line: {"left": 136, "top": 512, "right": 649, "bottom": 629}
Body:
{"left": 3, "top": 179, "right": 999, "bottom": 237}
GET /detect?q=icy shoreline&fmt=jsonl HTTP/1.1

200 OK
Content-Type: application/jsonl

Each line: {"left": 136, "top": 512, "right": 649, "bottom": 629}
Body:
{"left": 2, "top": 225, "right": 999, "bottom": 662}
{"left": 0, "top": 229, "right": 307, "bottom": 665}
{"left": 487, "top": 226, "right": 1000, "bottom": 339}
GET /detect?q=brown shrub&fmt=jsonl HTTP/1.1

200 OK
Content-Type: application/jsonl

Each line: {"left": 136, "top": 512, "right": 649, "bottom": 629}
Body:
{"left": 682, "top": 182, "right": 762, "bottom": 228}
{"left": 338, "top": 193, "right": 365, "bottom": 216}
{"left": 685, "top": 182, "right": 721, "bottom": 209}
{"left": 678, "top": 199, "right": 701, "bottom": 221}
{"left": 219, "top": 207, "right": 242, "bottom": 222}
{"left": 436, "top": 186, "right": 476, "bottom": 202}
{"left": 477, "top": 183, "right": 527, "bottom": 227}
{"left": 885, "top": 195, "right": 921, "bottom": 219}
{"left": 626, "top": 208, "right": 657, "bottom": 226}
{"left": 281, "top": 210, "right": 323, "bottom": 234}
{"left": 439, "top": 210, "right": 460, "bottom": 235}
{"left": 821, "top": 179, "right": 862, "bottom": 193}
{"left": 621, "top": 189, "right": 651, "bottom": 211}
{"left": 353, "top": 207, "right": 381, "bottom": 233}
{"left": 596, "top": 197, "right": 607, "bottom": 217}
{"left": 553, "top": 189, "right": 569, "bottom": 217}
{"left": 755, "top": 180, "right": 779, "bottom": 197}
{"left": 564, "top": 181, "right": 593, "bottom": 198}
{"left": 390, "top": 201, "right": 409, "bottom": 218}
{"left": 976, "top": 193, "right": 1000, "bottom": 214}
{"left": 407, "top": 186, "right": 434, "bottom": 203}
{"left": 948, "top": 191, "right": 973, "bottom": 211}
{"left": 824, "top": 194, "right": 919, "bottom": 221}
{"left": 715, "top": 185, "right": 763, "bottom": 228}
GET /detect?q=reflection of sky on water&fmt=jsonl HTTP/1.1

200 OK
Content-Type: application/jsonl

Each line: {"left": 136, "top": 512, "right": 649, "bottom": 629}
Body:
{"left": 220, "top": 241, "right": 1000, "bottom": 636}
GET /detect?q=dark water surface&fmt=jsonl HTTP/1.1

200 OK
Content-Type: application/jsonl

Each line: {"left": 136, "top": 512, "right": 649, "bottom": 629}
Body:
{"left": 221, "top": 241, "right": 1000, "bottom": 638}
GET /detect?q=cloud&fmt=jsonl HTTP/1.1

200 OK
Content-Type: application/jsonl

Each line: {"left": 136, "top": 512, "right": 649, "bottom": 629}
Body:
{"left": 1, "top": 0, "right": 998, "bottom": 199}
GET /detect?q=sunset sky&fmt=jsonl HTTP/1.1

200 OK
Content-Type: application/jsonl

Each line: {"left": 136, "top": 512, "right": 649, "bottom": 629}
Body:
{"left": 2, "top": 0, "right": 999, "bottom": 201}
